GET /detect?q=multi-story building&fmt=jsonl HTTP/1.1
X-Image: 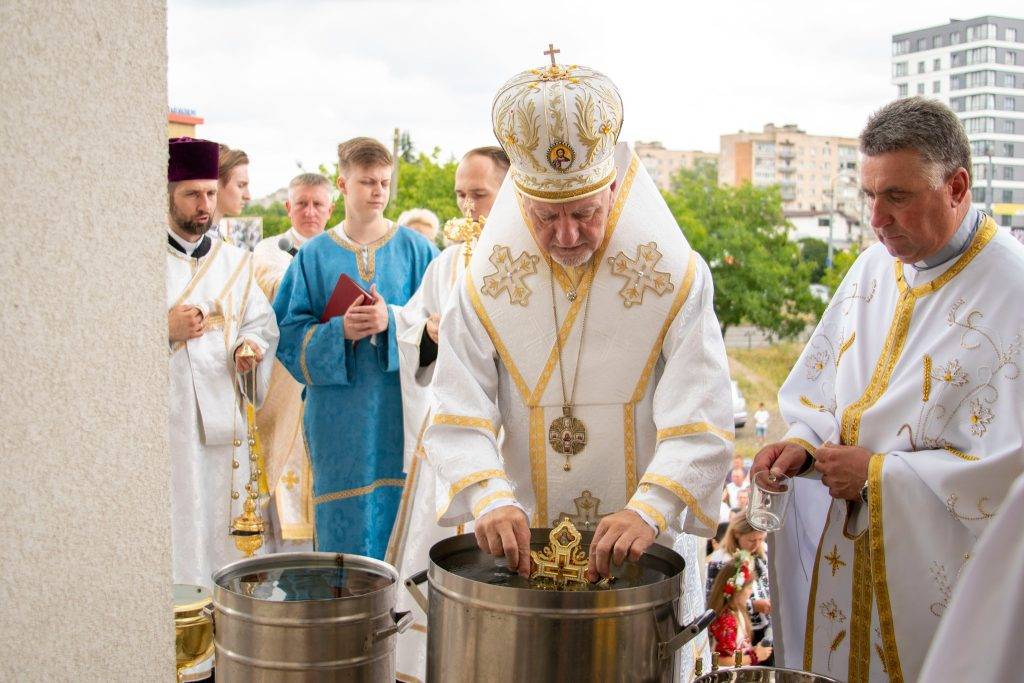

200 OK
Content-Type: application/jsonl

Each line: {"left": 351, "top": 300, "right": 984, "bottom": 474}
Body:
{"left": 719, "top": 124, "right": 861, "bottom": 216}
{"left": 634, "top": 141, "right": 718, "bottom": 190}
{"left": 891, "top": 16, "right": 1024, "bottom": 227}
{"left": 168, "top": 107, "right": 204, "bottom": 137}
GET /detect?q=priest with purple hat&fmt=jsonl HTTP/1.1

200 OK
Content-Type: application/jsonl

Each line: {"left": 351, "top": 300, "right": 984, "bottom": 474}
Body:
{"left": 166, "top": 137, "right": 279, "bottom": 594}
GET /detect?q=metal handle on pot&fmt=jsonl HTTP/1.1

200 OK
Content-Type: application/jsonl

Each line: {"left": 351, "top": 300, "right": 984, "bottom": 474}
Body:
{"left": 364, "top": 609, "right": 415, "bottom": 652}
{"left": 404, "top": 569, "right": 429, "bottom": 614}
{"left": 202, "top": 604, "right": 215, "bottom": 634}
{"left": 658, "top": 609, "right": 716, "bottom": 660}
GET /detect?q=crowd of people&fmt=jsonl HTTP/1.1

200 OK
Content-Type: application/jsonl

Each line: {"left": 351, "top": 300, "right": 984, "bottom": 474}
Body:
{"left": 165, "top": 50, "right": 1024, "bottom": 683}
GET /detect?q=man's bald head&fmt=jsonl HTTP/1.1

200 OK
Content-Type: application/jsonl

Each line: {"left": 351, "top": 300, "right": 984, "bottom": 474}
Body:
{"left": 455, "top": 146, "right": 509, "bottom": 221}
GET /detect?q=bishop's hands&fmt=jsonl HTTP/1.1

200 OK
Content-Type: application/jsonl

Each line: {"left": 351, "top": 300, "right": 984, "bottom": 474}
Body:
{"left": 343, "top": 284, "right": 389, "bottom": 341}
{"left": 751, "top": 441, "right": 809, "bottom": 481}
{"left": 475, "top": 505, "right": 532, "bottom": 577}
{"left": 814, "top": 442, "right": 871, "bottom": 501}
{"left": 168, "top": 304, "right": 204, "bottom": 343}
{"left": 586, "top": 510, "right": 655, "bottom": 582}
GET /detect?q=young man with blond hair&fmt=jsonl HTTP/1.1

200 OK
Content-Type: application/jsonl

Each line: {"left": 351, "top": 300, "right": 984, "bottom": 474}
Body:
{"left": 274, "top": 137, "right": 437, "bottom": 557}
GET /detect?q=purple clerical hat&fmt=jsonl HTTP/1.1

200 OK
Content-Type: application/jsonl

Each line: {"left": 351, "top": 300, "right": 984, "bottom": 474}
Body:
{"left": 168, "top": 137, "right": 220, "bottom": 182}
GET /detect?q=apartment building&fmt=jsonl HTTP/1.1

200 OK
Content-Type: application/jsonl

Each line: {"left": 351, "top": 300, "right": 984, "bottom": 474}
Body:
{"left": 634, "top": 141, "right": 718, "bottom": 190}
{"left": 892, "top": 16, "right": 1024, "bottom": 227}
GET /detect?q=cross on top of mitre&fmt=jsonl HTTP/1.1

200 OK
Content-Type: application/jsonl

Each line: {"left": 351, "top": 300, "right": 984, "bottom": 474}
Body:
{"left": 544, "top": 43, "right": 560, "bottom": 66}
{"left": 531, "top": 43, "right": 575, "bottom": 81}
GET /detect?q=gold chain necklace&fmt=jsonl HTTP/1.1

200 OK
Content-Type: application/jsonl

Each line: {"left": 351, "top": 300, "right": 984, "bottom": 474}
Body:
{"left": 548, "top": 262, "right": 593, "bottom": 471}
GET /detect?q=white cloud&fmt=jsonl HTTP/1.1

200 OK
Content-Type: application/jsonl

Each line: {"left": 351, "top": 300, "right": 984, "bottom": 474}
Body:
{"left": 169, "top": 1, "right": 1023, "bottom": 196}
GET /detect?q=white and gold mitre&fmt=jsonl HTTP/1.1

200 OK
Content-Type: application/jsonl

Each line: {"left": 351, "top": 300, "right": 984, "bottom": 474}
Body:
{"left": 491, "top": 46, "right": 623, "bottom": 203}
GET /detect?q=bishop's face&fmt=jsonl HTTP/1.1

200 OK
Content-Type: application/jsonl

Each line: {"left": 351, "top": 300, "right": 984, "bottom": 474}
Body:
{"left": 169, "top": 180, "right": 217, "bottom": 238}
{"left": 861, "top": 149, "right": 971, "bottom": 264}
{"left": 522, "top": 186, "right": 614, "bottom": 267}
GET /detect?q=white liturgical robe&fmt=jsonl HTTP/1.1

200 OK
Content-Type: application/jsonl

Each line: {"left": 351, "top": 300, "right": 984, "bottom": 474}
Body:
{"left": 422, "top": 144, "right": 734, "bottom": 679}
{"left": 770, "top": 217, "right": 1024, "bottom": 682}
{"left": 167, "top": 235, "right": 278, "bottom": 589}
{"left": 252, "top": 228, "right": 314, "bottom": 549}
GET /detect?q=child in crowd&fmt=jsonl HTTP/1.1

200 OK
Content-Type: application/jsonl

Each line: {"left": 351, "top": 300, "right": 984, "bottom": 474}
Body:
{"left": 707, "top": 551, "right": 773, "bottom": 667}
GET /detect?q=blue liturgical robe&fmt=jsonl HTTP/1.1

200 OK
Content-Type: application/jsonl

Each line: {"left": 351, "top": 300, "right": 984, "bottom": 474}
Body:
{"left": 274, "top": 223, "right": 437, "bottom": 558}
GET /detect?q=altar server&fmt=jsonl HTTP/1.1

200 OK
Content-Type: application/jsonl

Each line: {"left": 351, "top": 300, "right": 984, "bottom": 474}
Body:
{"left": 166, "top": 137, "right": 279, "bottom": 588}
{"left": 423, "top": 51, "right": 732, "bottom": 677}
{"left": 274, "top": 137, "right": 436, "bottom": 558}
{"left": 753, "top": 97, "right": 1024, "bottom": 682}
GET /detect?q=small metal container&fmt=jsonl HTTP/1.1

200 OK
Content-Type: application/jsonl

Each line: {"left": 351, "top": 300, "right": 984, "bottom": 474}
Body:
{"left": 211, "top": 552, "right": 412, "bottom": 682}
{"left": 406, "top": 529, "right": 713, "bottom": 683}
{"left": 695, "top": 667, "right": 842, "bottom": 682}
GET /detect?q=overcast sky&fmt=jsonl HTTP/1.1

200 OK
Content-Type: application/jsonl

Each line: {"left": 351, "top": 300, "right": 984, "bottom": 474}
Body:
{"left": 169, "top": 1, "right": 1022, "bottom": 197}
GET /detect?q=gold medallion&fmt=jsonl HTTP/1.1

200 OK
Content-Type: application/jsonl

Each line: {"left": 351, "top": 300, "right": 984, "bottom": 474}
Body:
{"left": 548, "top": 406, "right": 587, "bottom": 470}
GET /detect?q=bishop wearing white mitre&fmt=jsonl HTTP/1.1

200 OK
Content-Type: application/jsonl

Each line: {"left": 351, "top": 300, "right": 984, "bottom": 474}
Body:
{"left": 753, "top": 98, "right": 1024, "bottom": 682}
{"left": 166, "top": 137, "right": 279, "bottom": 588}
{"left": 422, "top": 50, "right": 733, "bottom": 677}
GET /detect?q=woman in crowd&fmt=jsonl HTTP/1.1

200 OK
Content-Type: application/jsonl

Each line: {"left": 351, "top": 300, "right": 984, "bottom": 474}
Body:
{"left": 213, "top": 144, "right": 251, "bottom": 240}
{"left": 707, "top": 551, "right": 773, "bottom": 667}
{"left": 706, "top": 510, "right": 773, "bottom": 663}
{"left": 397, "top": 207, "right": 440, "bottom": 245}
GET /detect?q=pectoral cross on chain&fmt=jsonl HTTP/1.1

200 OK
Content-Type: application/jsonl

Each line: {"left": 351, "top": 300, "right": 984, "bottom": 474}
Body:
{"left": 544, "top": 43, "right": 560, "bottom": 66}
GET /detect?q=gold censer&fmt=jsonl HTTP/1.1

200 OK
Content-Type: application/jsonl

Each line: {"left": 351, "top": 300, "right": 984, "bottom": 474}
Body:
{"left": 230, "top": 342, "right": 266, "bottom": 557}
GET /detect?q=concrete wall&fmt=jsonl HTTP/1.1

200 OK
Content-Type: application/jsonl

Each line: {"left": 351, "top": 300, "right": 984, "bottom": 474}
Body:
{"left": 0, "top": 2, "right": 173, "bottom": 679}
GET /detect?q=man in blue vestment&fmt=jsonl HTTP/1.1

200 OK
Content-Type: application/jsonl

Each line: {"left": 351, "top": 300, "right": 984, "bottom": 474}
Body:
{"left": 274, "top": 137, "right": 437, "bottom": 557}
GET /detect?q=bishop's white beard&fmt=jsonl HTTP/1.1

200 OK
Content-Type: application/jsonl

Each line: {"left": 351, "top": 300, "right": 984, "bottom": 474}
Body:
{"left": 550, "top": 248, "right": 595, "bottom": 268}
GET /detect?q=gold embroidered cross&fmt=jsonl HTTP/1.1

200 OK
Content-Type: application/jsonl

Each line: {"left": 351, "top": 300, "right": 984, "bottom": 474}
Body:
{"left": 544, "top": 43, "right": 560, "bottom": 66}
{"left": 608, "top": 242, "right": 674, "bottom": 308}
{"left": 825, "top": 544, "right": 846, "bottom": 576}
{"left": 282, "top": 470, "right": 299, "bottom": 491}
{"left": 555, "top": 490, "right": 607, "bottom": 531}
{"left": 481, "top": 245, "right": 540, "bottom": 306}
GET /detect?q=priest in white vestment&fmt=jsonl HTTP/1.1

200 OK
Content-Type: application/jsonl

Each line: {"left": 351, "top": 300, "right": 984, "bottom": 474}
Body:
{"left": 422, "top": 54, "right": 733, "bottom": 679}
{"left": 251, "top": 173, "right": 335, "bottom": 551}
{"left": 390, "top": 147, "right": 509, "bottom": 680}
{"left": 753, "top": 97, "right": 1024, "bottom": 682}
{"left": 166, "top": 137, "right": 279, "bottom": 590}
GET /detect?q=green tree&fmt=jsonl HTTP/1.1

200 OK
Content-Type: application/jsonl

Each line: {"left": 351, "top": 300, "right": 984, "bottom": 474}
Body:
{"left": 821, "top": 246, "right": 860, "bottom": 293}
{"left": 798, "top": 237, "right": 828, "bottom": 283}
{"left": 662, "top": 166, "right": 824, "bottom": 339}
{"left": 242, "top": 201, "right": 290, "bottom": 238}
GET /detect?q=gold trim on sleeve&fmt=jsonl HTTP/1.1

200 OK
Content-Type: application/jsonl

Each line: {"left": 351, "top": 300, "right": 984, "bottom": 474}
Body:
{"left": 313, "top": 478, "right": 405, "bottom": 505}
{"left": 656, "top": 421, "right": 735, "bottom": 443}
{"left": 630, "top": 252, "right": 698, "bottom": 403}
{"left": 432, "top": 413, "right": 499, "bottom": 437}
{"left": 472, "top": 490, "right": 516, "bottom": 517}
{"left": 447, "top": 469, "right": 508, "bottom": 500}
{"left": 529, "top": 406, "right": 548, "bottom": 526}
{"left": 299, "top": 324, "right": 318, "bottom": 385}
{"left": 638, "top": 473, "right": 716, "bottom": 530}
{"left": 623, "top": 403, "right": 637, "bottom": 495}
{"left": 785, "top": 437, "right": 818, "bottom": 457}
{"left": 868, "top": 453, "right": 904, "bottom": 682}
{"left": 626, "top": 500, "right": 667, "bottom": 533}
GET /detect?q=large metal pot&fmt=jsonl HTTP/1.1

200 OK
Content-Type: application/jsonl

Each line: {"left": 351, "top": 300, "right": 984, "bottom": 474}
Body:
{"left": 406, "top": 529, "right": 714, "bottom": 682}
{"left": 695, "top": 667, "right": 841, "bottom": 682}
{"left": 211, "top": 552, "right": 412, "bottom": 681}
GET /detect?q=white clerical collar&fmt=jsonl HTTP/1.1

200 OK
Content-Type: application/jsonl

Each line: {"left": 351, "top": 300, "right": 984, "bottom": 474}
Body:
{"left": 168, "top": 228, "right": 204, "bottom": 256}
{"left": 913, "top": 206, "right": 980, "bottom": 271}
{"left": 287, "top": 227, "right": 308, "bottom": 248}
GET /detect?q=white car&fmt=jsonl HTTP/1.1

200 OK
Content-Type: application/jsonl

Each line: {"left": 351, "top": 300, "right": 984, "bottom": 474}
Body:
{"left": 732, "top": 380, "right": 747, "bottom": 429}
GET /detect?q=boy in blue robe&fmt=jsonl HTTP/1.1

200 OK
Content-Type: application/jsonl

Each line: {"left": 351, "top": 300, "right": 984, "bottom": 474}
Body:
{"left": 274, "top": 137, "right": 437, "bottom": 557}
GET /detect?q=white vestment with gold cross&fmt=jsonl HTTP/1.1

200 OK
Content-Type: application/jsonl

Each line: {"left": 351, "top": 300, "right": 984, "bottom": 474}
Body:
{"left": 770, "top": 218, "right": 1024, "bottom": 683}
{"left": 167, "top": 239, "right": 278, "bottom": 589}
{"left": 252, "top": 228, "right": 314, "bottom": 550}
{"left": 423, "top": 143, "right": 734, "bottom": 679}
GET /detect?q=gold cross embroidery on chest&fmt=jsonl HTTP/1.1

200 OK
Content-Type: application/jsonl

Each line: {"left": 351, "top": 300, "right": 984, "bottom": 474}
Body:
{"left": 607, "top": 241, "right": 674, "bottom": 308}
{"left": 554, "top": 489, "right": 607, "bottom": 531}
{"left": 282, "top": 470, "right": 300, "bottom": 491}
{"left": 481, "top": 244, "right": 540, "bottom": 306}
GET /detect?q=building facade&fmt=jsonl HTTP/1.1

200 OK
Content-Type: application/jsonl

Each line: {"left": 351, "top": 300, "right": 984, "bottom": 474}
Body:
{"left": 634, "top": 141, "right": 718, "bottom": 190}
{"left": 168, "top": 108, "right": 204, "bottom": 138}
{"left": 719, "top": 124, "right": 861, "bottom": 216}
{"left": 892, "top": 16, "right": 1024, "bottom": 227}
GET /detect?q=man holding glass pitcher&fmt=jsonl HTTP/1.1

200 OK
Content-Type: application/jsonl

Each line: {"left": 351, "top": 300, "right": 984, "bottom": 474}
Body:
{"left": 751, "top": 97, "right": 1024, "bottom": 682}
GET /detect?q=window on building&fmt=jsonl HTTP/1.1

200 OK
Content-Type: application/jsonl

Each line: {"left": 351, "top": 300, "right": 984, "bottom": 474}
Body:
{"left": 963, "top": 117, "right": 995, "bottom": 134}
{"left": 933, "top": 80, "right": 941, "bottom": 93}
{"left": 1007, "top": 143, "right": 1016, "bottom": 157}
{"left": 1007, "top": 97, "right": 1016, "bottom": 111}
{"left": 974, "top": 187, "right": 986, "bottom": 202}
{"left": 893, "top": 62, "right": 908, "bottom": 77}
{"left": 973, "top": 163, "right": 986, "bottom": 180}
{"left": 917, "top": 61, "right": 925, "bottom": 73}
{"left": 1004, "top": 73, "right": 1015, "bottom": 87}
{"left": 1008, "top": 28, "right": 1018, "bottom": 42}
{"left": 917, "top": 38, "right": 927, "bottom": 51}
{"left": 1006, "top": 120, "right": 1017, "bottom": 134}
{"left": 897, "top": 83, "right": 908, "bottom": 98}
{"left": 917, "top": 83, "right": 925, "bottom": 95}
{"left": 933, "top": 58, "right": 941, "bottom": 70}
{"left": 951, "top": 31, "right": 961, "bottom": 45}
{"left": 1005, "top": 167, "right": 1015, "bottom": 181}
{"left": 964, "top": 47, "right": 995, "bottom": 65}
{"left": 933, "top": 35, "right": 943, "bottom": 49}
{"left": 893, "top": 39, "right": 910, "bottom": 55}
{"left": 1003, "top": 190, "right": 1014, "bottom": 203}
{"left": 1006, "top": 51, "right": 1019, "bottom": 65}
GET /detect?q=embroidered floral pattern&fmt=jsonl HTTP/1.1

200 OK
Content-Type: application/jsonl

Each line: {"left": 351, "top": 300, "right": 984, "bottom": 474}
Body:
{"left": 967, "top": 398, "right": 993, "bottom": 436}
{"left": 805, "top": 350, "right": 829, "bottom": 380}
{"left": 937, "top": 359, "right": 969, "bottom": 387}
{"left": 818, "top": 598, "right": 848, "bottom": 671}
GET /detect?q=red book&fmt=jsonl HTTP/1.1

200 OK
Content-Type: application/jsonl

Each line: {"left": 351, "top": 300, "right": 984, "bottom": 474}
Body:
{"left": 320, "top": 273, "right": 375, "bottom": 323}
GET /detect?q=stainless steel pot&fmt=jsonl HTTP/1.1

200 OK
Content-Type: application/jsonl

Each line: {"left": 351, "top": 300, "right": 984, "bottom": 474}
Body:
{"left": 695, "top": 667, "right": 841, "bottom": 682}
{"left": 406, "top": 529, "right": 714, "bottom": 683}
{"left": 211, "top": 552, "right": 412, "bottom": 682}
